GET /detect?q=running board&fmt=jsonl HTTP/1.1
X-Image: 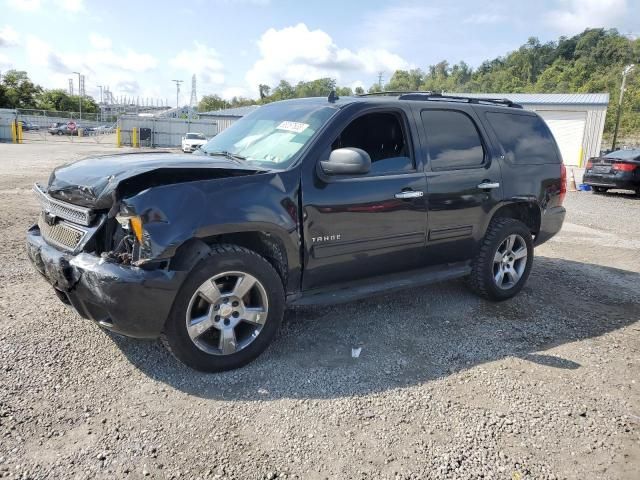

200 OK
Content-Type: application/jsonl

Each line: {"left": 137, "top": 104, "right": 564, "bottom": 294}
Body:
{"left": 288, "top": 261, "right": 471, "bottom": 306}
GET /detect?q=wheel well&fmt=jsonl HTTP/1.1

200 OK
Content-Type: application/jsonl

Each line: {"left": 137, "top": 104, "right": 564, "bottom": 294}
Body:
{"left": 492, "top": 203, "right": 541, "bottom": 235}
{"left": 206, "top": 232, "right": 288, "bottom": 287}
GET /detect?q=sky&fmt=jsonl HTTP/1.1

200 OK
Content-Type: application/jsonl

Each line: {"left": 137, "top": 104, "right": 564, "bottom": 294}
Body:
{"left": 0, "top": 0, "right": 638, "bottom": 105}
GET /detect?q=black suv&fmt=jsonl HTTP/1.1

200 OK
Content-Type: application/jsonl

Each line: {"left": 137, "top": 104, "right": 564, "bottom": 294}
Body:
{"left": 26, "top": 93, "right": 566, "bottom": 372}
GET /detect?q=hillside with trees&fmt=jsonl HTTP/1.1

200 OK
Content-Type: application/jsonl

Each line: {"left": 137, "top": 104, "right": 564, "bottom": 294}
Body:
{"left": 249, "top": 29, "right": 639, "bottom": 139}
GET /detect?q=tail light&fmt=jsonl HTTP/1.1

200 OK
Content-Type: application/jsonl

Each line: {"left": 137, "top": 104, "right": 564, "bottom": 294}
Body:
{"left": 586, "top": 160, "right": 593, "bottom": 170}
{"left": 613, "top": 162, "right": 637, "bottom": 172}
{"left": 559, "top": 163, "right": 567, "bottom": 205}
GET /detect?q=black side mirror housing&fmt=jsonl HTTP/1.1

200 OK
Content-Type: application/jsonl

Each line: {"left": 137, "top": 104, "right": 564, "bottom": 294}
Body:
{"left": 320, "top": 148, "right": 371, "bottom": 175}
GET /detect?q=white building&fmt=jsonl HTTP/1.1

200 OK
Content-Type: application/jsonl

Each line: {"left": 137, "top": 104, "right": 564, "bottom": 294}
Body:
{"left": 453, "top": 93, "right": 609, "bottom": 166}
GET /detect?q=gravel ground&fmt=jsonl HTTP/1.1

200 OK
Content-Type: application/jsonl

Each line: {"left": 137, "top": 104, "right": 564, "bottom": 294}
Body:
{"left": 0, "top": 143, "right": 638, "bottom": 480}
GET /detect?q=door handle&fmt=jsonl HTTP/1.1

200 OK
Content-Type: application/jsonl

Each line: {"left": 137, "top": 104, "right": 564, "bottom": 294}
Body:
{"left": 477, "top": 182, "right": 500, "bottom": 190}
{"left": 394, "top": 190, "right": 424, "bottom": 199}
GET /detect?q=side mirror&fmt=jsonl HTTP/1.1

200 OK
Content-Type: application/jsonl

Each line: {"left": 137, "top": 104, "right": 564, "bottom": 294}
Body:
{"left": 320, "top": 148, "right": 371, "bottom": 175}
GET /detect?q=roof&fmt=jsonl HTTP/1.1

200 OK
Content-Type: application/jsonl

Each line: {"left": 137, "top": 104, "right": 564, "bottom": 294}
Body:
{"left": 201, "top": 105, "right": 261, "bottom": 117}
{"left": 447, "top": 92, "right": 610, "bottom": 106}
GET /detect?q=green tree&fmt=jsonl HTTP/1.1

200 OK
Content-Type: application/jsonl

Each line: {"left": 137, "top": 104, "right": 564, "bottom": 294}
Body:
{"left": 198, "top": 94, "right": 227, "bottom": 112}
{"left": 0, "top": 70, "right": 42, "bottom": 108}
{"left": 36, "top": 89, "right": 98, "bottom": 113}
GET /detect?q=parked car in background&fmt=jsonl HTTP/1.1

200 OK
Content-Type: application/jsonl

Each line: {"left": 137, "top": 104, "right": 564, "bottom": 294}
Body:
{"left": 583, "top": 149, "right": 640, "bottom": 195}
{"left": 181, "top": 132, "right": 207, "bottom": 152}
{"left": 48, "top": 123, "right": 71, "bottom": 135}
{"left": 19, "top": 120, "right": 40, "bottom": 131}
{"left": 94, "top": 124, "right": 116, "bottom": 134}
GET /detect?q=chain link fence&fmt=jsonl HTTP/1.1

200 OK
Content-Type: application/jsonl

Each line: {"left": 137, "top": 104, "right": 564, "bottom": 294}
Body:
{"left": 117, "top": 115, "right": 219, "bottom": 148}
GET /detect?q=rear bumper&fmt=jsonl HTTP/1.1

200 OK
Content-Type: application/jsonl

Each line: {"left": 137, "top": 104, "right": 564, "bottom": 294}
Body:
{"left": 26, "top": 225, "right": 185, "bottom": 339}
{"left": 535, "top": 206, "right": 566, "bottom": 246}
{"left": 583, "top": 172, "right": 639, "bottom": 190}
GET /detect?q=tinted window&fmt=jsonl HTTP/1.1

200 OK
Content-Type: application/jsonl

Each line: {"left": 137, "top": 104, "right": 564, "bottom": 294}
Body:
{"left": 332, "top": 112, "right": 413, "bottom": 175}
{"left": 421, "top": 110, "right": 485, "bottom": 170}
{"left": 485, "top": 112, "right": 559, "bottom": 164}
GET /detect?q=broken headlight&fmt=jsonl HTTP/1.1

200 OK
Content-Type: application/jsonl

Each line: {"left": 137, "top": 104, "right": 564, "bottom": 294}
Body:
{"left": 116, "top": 213, "right": 144, "bottom": 243}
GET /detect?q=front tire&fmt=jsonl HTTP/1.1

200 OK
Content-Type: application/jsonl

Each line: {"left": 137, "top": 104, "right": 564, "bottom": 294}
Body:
{"left": 592, "top": 186, "right": 608, "bottom": 193}
{"left": 163, "top": 244, "right": 285, "bottom": 372}
{"left": 467, "top": 218, "right": 533, "bottom": 301}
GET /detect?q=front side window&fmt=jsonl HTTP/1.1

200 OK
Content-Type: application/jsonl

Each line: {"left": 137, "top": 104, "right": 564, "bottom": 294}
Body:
{"left": 201, "top": 102, "right": 338, "bottom": 168}
{"left": 421, "top": 110, "right": 485, "bottom": 170}
{"left": 331, "top": 111, "right": 413, "bottom": 175}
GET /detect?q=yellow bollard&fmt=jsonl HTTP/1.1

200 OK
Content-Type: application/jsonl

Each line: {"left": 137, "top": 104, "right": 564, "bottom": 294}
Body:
{"left": 578, "top": 146, "right": 584, "bottom": 168}
{"left": 11, "top": 120, "right": 17, "bottom": 143}
{"left": 132, "top": 127, "right": 139, "bottom": 148}
{"left": 116, "top": 126, "right": 121, "bottom": 147}
{"left": 17, "top": 122, "right": 23, "bottom": 143}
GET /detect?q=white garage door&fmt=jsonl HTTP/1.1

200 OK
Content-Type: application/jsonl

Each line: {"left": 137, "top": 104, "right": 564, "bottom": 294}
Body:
{"left": 537, "top": 110, "right": 586, "bottom": 166}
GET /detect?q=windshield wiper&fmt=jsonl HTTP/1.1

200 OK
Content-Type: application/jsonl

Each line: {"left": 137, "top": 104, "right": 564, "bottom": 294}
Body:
{"left": 206, "top": 150, "right": 247, "bottom": 164}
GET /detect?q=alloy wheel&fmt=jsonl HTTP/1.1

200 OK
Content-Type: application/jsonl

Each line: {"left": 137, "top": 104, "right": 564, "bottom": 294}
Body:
{"left": 185, "top": 271, "right": 269, "bottom": 355}
{"left": 492, "top": 234, "right": 528, "bottom": 290}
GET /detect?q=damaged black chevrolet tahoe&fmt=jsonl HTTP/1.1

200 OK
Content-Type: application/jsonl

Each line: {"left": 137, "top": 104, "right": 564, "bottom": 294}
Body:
{"left": 27, "top": 92, "right": 566, "bottom": 372}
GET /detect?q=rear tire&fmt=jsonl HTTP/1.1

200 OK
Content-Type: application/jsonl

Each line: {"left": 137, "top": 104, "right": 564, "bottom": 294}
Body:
{"left": 162, "top": 244, "right": 285, "bottom": 372}
{"left": 592, "top": 187, "right": 608, "bottom": 193}
{"left": 467, "top": 218, "right": 533, "bottom": 301}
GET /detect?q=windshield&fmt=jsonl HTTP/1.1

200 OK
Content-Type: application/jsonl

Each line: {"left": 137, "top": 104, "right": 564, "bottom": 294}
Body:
{"left": 605, "top": 149, "right": 640, "bottom": 160}
{"left": 200, "top": 102, "right": 338, "bottom": 168}
{"left": 186, "top": 133, "right": 206, "bottom": 140}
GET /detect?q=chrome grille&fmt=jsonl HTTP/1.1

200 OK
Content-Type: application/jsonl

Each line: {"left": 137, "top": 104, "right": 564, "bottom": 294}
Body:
{"left": 38, "top": 215, "right": 87, "bottom": 251}
{"left": 33, "top": 183, "right": 93, "bottom": 226}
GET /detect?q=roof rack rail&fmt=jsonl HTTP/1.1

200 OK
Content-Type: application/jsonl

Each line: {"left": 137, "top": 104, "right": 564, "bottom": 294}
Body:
{"left": 355, "top": 90, "right": 436, "bottom": 97}
{"left": 398, "top": 92, "right": 523, "bottom": 108}
{"left": 356, "top": 90, "right": 522, "bottom": 108}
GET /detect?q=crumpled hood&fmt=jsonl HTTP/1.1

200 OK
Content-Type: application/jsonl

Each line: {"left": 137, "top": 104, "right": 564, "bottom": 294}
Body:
{"left": 46, "top": 152, "right": 264, "bottom": 210}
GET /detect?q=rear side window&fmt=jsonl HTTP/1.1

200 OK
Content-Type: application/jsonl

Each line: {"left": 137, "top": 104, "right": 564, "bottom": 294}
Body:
{"left": 421, "top": 110, "right": 485, "bottom": 170}
{"left": 485, "top": 112, "right": 560, "bottom": 164}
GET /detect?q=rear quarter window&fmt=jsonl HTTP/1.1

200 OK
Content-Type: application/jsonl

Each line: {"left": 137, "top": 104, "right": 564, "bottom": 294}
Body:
{"left": 485, "top": 112, "right": 560, "bottom": 164}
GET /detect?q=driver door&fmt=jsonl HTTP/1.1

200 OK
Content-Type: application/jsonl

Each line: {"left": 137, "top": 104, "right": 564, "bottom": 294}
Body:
{"left": 300, "top": 107, "right": 429, "bottom": 290}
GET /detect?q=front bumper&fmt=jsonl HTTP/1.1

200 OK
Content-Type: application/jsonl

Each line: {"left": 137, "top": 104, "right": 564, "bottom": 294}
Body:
{"left": 26, "top": 225, "right": 185, "bottom": 338}
{"left": 182, "top": 144, "right": 201, "bottom": 152}
{"left": 583, "top": 171, "right": 639, "bottom": 191}
{"left": 534, "top": 206, "right": 566, "bottom": 246}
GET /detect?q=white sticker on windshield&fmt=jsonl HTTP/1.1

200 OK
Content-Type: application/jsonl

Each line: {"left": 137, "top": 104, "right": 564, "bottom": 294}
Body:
{"left": 277, "top": 121, "right": 309, "bottom": 133}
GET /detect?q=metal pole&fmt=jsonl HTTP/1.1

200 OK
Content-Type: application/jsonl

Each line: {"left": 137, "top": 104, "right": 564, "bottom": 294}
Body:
{"left": 72, "top": 71, "right": 82, "bottom": 121}
{"left": 612, "top": 65, "right": 635, "bottom": 151}
{"left": 97, "top": 86, "right": 103, "bottom": 122}
{"left": 172, "top": 80, "right": 183, "bottom": 109}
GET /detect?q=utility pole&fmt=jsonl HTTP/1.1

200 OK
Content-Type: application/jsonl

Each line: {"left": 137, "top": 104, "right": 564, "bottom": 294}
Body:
{"left": 377, "top": 71, "right": 384, "bottom": 90}
{"left": 612, "top": 64, "right": 635, "bottom": 151}
{"left": 97, "top": 85, "right": 103, "bottom": 122}
{"left": 72, "top": 71, "right": 82, "bottom": 120}
{"left": 172, "top": 79, "right": 183, "bottom": 109}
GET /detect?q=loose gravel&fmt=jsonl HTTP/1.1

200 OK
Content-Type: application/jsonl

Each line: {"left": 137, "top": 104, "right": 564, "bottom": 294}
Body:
{"left": 0, "top": 143, "right": 638, "bottom": 479}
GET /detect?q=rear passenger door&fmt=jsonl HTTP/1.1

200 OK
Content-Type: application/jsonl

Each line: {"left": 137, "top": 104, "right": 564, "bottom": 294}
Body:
{"left": 414, "top": 105, "right": 503, "bottom": 263}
